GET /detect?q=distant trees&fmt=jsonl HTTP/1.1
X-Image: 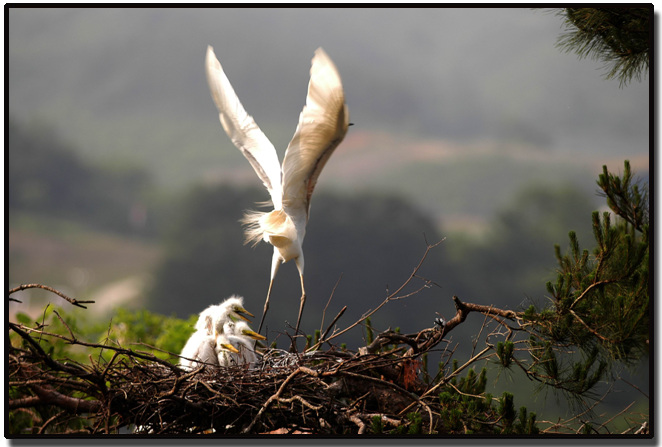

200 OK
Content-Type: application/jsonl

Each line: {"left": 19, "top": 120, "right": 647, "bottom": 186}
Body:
{"left": 449, "top": 184, "right": 597, "bottom": 307}
{"left": 8, "top": 118, "right": 155, "bottom": 236}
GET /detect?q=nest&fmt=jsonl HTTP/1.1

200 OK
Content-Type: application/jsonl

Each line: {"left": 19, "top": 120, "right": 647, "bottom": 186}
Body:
{"left": 10, "top": 244, "right": 464, "bottom": 435}
{"left": 9, "top": 317, "right": 453, "bottom": 435}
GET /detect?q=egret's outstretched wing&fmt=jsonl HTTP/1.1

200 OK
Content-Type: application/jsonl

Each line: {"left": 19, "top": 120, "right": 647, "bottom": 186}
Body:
{"left": 205, "top": 46, "right": 283, "bottom": 208}
{"left": 281, "top": 48, "right": 349, "bottom": 215}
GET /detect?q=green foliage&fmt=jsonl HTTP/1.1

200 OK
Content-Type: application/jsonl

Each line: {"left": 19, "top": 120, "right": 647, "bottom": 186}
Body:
{"left": 10, "top": 305, "right": 197, "bottom": 367}
{"left": 496, "top": 341, "right": 514, "bottom": 368}
{"left": 524, "top": 161, "right": 648, "bottom": 402}
{"left": 102, "top": 308, "right": 197, "bottom": 361}
{"left": 406, "top": 412, "right": 423, "bottom": 434}
{"left": 498, "top": 392, "right": 516, "bottom": 432}
{"left": 11, "top": 307, "right": 82, "bottom": 363}
{"left": 597, "top": 160, "right": 649, "bottom": 231}
{"left": 370, "top": 415, "right": 383, "bottom": 434}
{"left": 554, "top": 7, "right": 650, "bottom": 86}
{"left": 434, "top": 369, "right": 538, "bottom": 435}
{"left": 514, "top": 407, "right": 539, "bottom": 435}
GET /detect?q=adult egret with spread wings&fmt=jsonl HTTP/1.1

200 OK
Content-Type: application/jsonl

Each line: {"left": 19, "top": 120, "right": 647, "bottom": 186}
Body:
{"left": 205, "top": 46, "right": 349, "bottom": 335}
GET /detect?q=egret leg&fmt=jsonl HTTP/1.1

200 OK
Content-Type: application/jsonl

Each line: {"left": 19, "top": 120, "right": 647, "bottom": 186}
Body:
{"left": 258, "top": 252, "right": 281, "bottom": 333}
{"left": 294, "top": 269, "right": 307, "bottom": 335}
{"left": 258, "top": 278, "right": 275, "bottom": 333}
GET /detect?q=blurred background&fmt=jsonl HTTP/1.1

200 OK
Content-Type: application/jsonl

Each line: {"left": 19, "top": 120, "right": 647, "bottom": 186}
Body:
{"left": 7, "top": 7, "right": 649, "bottom": 422}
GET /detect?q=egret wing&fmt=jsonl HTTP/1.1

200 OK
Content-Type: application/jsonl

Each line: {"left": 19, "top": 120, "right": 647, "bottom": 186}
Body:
{"left": 281, "top": 48, "right": 349, "bottom": 215}
{"left": 205, "top": 46, "right": 283, "bottom": 208}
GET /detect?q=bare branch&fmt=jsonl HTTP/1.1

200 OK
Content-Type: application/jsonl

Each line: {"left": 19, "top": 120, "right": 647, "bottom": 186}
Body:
{"left": 8, "top": 284, "right": 95, "bottom": 309}
{"left": 322, "top": 239, "right": 444, "bottom": 345}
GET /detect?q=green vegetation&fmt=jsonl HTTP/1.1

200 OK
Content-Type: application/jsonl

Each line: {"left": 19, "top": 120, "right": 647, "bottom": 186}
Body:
{"left": 10, "top": 305, "right": 196, "bottom": 366}
{"left": 554, "top": 7, "right": 650, "bottom": 86}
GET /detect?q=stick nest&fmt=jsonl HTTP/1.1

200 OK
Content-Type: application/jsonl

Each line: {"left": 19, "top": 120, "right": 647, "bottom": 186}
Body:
{"left": 9, "top": 320, "right": 449, "bottom": 435}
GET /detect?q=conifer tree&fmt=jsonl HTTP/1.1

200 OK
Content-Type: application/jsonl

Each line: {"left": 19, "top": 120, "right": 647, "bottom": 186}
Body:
{"left": 553, "top": 7, "right": 650, "bottom": 86}
{"left": 521, "top": 161, "right": 649, "bottom": 401}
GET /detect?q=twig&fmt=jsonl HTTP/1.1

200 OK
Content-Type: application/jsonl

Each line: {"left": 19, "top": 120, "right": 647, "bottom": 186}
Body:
{"left": 277, "top": 395, "right": 323, "bottom": 411}
{"left": 633, "top": 421, "right": 649, "bottom": 435}
{"left": 243, "top": 366, "right": 319, "bottom": 433}
{"left": 569, "top": 309, "right": 620, "bottom": 344}
{"left": 595, "top": 401, "right": 635, "bottom": 433}
{"left": 38, "top": 410, "right": 66, "bottom": 434}
{"left": 323, "top": 240, "right": 444, "bottom": 345}
{"left": 52, "top": 310, "right": 76, "bottom": 342}
{"left": 8, "top": 284, "right": 95, "bottom": 309}
{"left": 11, "top": 322, "right": 182, "bottom": 375}
{"left": 569, "top": 279, "right": 616, "bottom": 310}
{"left": 319, "top": 273, "right": 343, "bottom": 336}
{"left": 30, "top": 384, "right": 103, "bottom": 413}
{"left": 309, "top": 306, "right": 347, "bottom": 352}
{"left": 349, "top": 413, "right": 366, "bottom": 434}
{"left": 340, "top": 370, "right": 435, "bottom": 433}
{"left": 417, "top": 345, "right": 492, "bottom": 402}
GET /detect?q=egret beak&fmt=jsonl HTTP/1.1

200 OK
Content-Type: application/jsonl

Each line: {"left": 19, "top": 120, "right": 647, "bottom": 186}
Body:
{"left": 220, "top": 343, "right": 240, "bottom": 354}
{"left": 233, "top": 306, "right": 254, "bottom": 322}
{"left": 241, "top": 328, "right": 267, "bottom": 341}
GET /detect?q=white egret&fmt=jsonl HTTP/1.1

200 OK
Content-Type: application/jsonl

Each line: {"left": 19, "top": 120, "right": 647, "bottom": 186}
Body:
{"left": 205, "top": 46, "right": 349, "bottom": 335}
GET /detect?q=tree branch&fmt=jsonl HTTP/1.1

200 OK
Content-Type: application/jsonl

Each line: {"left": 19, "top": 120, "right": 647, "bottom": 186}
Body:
{"left": 8, "top": 284, "right": 95, "bottom": 309}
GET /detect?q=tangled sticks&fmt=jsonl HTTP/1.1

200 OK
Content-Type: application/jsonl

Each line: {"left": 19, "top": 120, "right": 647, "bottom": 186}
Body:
{"left": 9, "top": 305, "right": 455, "bottom": 434}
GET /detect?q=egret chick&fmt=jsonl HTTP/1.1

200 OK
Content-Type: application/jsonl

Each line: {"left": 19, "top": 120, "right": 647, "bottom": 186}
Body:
{"left": 205, "top": 46, "right": 349, "bottom": 335}
{"left": 180, "top": 297, "right": 252, "bottom": 369}
{"left": 223, "top": 320, "right": 265, "bottom": 367}
{"left": 216, "top": 332, "right": 240, "bottom": 367}
{"left": 179, "top": 331, "right": 219, "bottom": 370}
{"left": 180, "top": 310, "right": 220, "bottom": 370}
{"left": 197, "top": 295, "right": 255, "bottom": 339}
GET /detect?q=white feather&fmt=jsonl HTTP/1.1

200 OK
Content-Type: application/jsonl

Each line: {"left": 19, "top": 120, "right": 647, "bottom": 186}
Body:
{"left": 205, "top": 46, "right": 283, "bottom": 209}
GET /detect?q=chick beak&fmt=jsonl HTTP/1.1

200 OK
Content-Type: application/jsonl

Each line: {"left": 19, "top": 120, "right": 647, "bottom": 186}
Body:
{"left": 234, "top": 306, "right": 254, "bottom": 322}
{"left": 242, "top": 328, "right": 267, "bottom": 341}
{"left": 221, "top": 343, "right": 240, "bottom": 354}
